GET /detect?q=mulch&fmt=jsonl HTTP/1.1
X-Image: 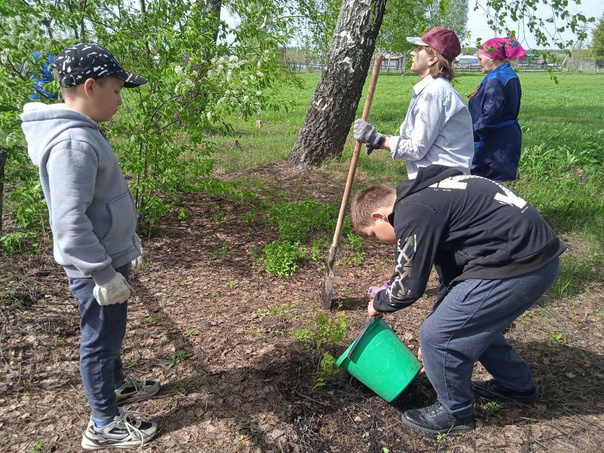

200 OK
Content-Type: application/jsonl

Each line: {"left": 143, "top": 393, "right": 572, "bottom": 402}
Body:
{"left": 1, "top": 160, "right": 603, "bottom": 452}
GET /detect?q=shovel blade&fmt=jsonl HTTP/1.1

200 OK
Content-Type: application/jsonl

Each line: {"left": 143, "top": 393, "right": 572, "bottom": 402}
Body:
{"left": 321, "top": 246, "right": 337, "bottom": 309}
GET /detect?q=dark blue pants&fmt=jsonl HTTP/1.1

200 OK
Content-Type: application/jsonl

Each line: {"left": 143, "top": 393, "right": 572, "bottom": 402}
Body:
{"left": 420, "top": 257, "right": 559, "bottom": 418}
{"left": 68, "top": 265, "right": 129, "bottom": 419}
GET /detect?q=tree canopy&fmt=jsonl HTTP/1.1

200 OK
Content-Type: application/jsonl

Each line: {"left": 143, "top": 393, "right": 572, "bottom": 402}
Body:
{"left": 0, "top": 0, "right": 299, "bottom": 227}
{"left": 589, "top": 13, "right": 604, "bottom": 68}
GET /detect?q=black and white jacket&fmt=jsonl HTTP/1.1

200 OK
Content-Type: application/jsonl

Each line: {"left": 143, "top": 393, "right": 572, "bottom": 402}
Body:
{"left": 373, "top": 165, "right": 566, "bottom": 313}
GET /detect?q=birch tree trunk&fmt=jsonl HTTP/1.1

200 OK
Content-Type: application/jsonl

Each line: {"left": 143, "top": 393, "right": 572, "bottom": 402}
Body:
{"left": 288, "top": 0, "right": 386, "bottom": 168}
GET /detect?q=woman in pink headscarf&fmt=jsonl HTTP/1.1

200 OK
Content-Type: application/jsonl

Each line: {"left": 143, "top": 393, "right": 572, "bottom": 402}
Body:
{"left": 468, "top": 37, "right": 527, "bottom": 181}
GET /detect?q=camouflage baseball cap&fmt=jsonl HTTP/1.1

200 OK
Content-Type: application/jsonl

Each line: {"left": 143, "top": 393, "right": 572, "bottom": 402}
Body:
{"left": 54, "top": 42, "right": 147, "bottom": 88}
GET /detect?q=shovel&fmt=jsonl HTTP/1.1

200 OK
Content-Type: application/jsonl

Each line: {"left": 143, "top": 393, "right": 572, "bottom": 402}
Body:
{"left": 322, "top": 53, "right": 384, "bottom": 310}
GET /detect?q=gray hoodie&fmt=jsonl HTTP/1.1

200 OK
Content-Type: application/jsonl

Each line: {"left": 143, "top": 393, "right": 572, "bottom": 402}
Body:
{"left": 21, "top": 102, "right": 141, "bottom": 284}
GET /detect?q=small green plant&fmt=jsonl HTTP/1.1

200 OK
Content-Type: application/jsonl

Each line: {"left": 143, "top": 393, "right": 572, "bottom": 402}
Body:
{"left": 250, "top": 326, "right": 263, "bottom": 337}
{"left": 347, "top": 232, "right": 365, "bottom": 266}
{"left": 436, "top": 432, "right": 447, "bottom": 443}
{"left": 551, "top": 331, "right": 564, "bottom": 342}
{"left": 184, "top": 327, "right": 197, "bottom": 336}
{"left": 294, "top": 312, "right": 347, "bottom": 351}
{"left": 212, "top": 202, "right": 225, "bottom": 224}
{"left": 482, "top": 400, "right": 503, "bottom": 422}
{"left": 271, "top": 305, "right": 285, "bottom": 317}
{"left": 260, "top": 240, "right": 305, "bottom": 278}
{"left": 309, "top": 239, "right": 323, "bottom": 262}
{"left": 31, "top": 440, "right": 44, "bottom": 453}
{"left": 293, "top": 312, "right": 347, "bottom": 387}
{"left": 177, "top": 208, "right": 190, "bottom": 222}
{"left": 168, "top": 351, "right": 188, "bottom": 367}
{"left": 227, "top": 281, "right": 238, "bottom": 289}
{"left": 212, "top": 242, "right": 228, "bottom": 259}
{"left": 240, "top": 210, "right": 257, "bottom": 223}
{"left": 485, "top": 401, "right": 502, "bottom": 412}
{"left": 139, "top": 313, "right": 160, "bottom": 325}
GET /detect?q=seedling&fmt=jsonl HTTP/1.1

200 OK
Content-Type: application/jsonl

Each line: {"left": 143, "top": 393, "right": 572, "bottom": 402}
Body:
{"left": 259, "top": 240, "right": 304, "bottom": 278}
{"left": 293, "top": 312, "right": 347, "bottom": 387}
{"left": 168, "top": 351, "right": 188, "bottom": 367}
{"left": 139, "top": 313, "right": 160, "bottom": 325}
{"left": 240, "top": 210, "right": 257, "bottom": 223}
{"left": 212, "top": 202, "right": 225, "bottom": 224}
{"left": 212, "top": 242, "right": 228, "bottom": 259}
{"left": 347, "top": 232, "right": 365, "bottom": 266}
{"left": 177, "top": 208, "right": 190, "bottom": 222}
{"left": 485, "top": 401, "right": 502, "bottom": 412}
{"left": 483, "top": 400, "right": 503, "bottom": 422}
{"left": 551, "top": 331, "right": 564, "bottom": 342}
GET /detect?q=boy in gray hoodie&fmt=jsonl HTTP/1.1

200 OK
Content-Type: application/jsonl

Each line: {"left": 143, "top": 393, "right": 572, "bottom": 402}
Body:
{"left": 21, "top": 43, "right": 160, "bottom": 449}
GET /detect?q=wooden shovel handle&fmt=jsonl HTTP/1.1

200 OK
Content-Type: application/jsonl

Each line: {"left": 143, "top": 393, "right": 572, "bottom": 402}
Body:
{"left": 330, "top": 54, "right": 384, "bottom": 249}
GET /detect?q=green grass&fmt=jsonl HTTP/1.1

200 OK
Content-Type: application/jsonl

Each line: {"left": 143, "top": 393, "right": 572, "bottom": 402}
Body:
{"left": 213, "top": 70, "right": 604, "bottom": 293}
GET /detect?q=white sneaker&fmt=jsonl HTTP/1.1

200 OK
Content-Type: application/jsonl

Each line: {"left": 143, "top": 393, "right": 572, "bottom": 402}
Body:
{"left": 81, "top": 408, "right": 157, "bottom": 450}
{"left": 115, "top": 375, "right": 160, "bottom": 404}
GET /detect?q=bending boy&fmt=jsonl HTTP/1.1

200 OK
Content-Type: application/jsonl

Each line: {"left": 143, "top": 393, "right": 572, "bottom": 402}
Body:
{"left": 351, "top": 165, "right": 565, "bottom": 434}
{"left": 21, "top": 43, "right": 159, "bottom": 449}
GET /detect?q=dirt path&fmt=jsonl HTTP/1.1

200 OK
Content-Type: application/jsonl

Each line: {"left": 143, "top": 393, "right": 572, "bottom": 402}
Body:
{"left": 2, "top": 161, "right": 603, "bottom": 452}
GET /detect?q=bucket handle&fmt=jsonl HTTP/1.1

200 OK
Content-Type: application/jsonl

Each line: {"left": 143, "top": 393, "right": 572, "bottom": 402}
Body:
{"left": 347, "top": 315, "right": 378, "bottom": 359}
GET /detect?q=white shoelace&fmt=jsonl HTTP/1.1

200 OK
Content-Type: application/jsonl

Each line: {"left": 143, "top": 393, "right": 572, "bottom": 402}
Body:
{"left": 121, "top": 412, "right": 146, "bottom": 449}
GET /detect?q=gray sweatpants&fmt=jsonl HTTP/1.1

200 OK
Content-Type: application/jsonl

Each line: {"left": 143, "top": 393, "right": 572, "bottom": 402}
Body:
{"left": 420, "top": 257, "right": 560, "bottom": 418}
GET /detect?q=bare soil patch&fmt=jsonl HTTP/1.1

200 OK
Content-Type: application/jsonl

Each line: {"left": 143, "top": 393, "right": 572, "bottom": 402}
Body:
{"left": 1, "top": 160, "right": 603, "bottom": 452}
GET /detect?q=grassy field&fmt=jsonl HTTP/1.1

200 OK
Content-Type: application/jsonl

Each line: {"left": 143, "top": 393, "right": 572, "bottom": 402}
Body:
{"left": 214, "top": 71, "right": 604, "bottom": 174}
{"left": 213, "top": 70, "right": 604, "bottom": 298}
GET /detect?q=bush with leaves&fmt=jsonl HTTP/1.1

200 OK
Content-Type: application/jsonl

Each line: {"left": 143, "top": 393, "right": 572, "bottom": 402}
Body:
{"left": 0, "top": 0, "right": 299, "bottom": 248}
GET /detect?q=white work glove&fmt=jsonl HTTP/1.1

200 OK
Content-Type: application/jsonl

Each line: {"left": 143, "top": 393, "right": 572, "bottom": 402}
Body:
{"left": 131, "top": 234, "right": 143, "bottom": 269}
{"left": 93, "top": 272, "right": 134, "bottom": 305}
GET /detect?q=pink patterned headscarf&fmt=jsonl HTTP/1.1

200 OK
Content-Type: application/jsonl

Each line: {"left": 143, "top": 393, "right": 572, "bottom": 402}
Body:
{"left": 480, "top": 37, "right": 527, "bottom": 61}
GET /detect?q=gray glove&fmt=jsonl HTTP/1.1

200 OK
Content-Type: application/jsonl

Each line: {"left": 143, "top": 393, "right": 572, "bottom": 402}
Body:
{"left": 131, "top": 234, "right": 143, "bottom": 269}
{"left": 354, "top": 119, "right": 385, "bottom": 149}
{"left": 93, "top": 272, "right": 134, "bottom": 305}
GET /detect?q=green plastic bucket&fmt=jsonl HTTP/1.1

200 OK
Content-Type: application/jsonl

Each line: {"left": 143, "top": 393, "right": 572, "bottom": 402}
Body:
{"left": 336, "top": 317, "right": 421, "bottom": 402}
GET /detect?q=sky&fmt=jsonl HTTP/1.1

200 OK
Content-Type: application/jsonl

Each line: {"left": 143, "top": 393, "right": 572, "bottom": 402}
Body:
{"left": 221, "top": 0, "right": 602, "bottom": 51}
{"left": 466, "top": 0, "right": 603, "bottom": 49}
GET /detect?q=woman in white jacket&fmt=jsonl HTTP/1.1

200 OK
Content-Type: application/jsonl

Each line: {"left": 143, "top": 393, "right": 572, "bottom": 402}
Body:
{"left": 354, "top": 27, "right": 474, "bottom": 179}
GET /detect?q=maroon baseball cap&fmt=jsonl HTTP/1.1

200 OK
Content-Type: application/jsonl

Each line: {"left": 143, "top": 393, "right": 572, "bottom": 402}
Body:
{"left": 406, "top": 27, "right": 461, "bottom": 61}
